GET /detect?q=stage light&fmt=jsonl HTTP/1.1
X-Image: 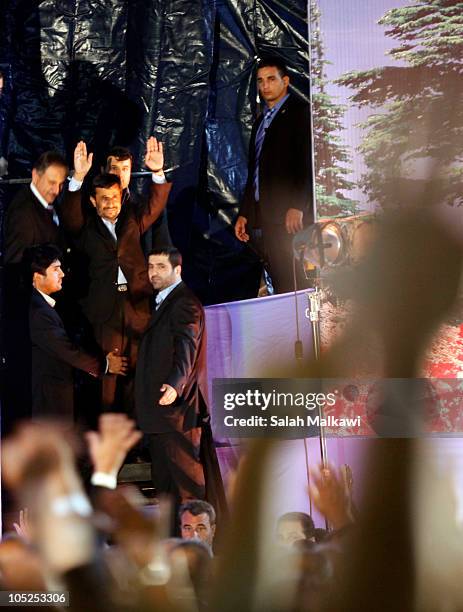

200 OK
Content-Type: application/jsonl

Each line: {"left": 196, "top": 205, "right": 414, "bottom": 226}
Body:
{"left": 293, "top": 214, "right": 378, "bottom": 269}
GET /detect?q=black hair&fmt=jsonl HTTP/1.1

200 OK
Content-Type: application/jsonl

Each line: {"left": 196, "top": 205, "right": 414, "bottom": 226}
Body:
{"left": 25, "top": 243, "right": 63, "bottom": 277}
{"left": 90, "top": 173, "right": 122, "bottom": 197}
{"left": 257, "top": 56, "right": 288, "bottom": 78}
{"left": 149, "top": 247, "right": 182, "bottom": 268}
{"left": 32, "top": 151, "right": 68, "bottom": 174}
{"left": 106, "top": 146, "right": 133, "bottom": 164}
{"left": 179, "top": 500, "right": 216, "bottom": 525}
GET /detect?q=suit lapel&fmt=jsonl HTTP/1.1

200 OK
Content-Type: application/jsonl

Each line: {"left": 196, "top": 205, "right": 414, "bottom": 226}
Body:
{"left": 30, "top": 192, "right": 57, "bottom": 228}
{"left": 32, "top": 289, "right": 62, "bottom": 325}
{"left": 147, "top": 282, "right": 185, "bottom": 329}
{"left": 115, "top": 205, "right": 130, "bottom": 238}
{"left": 93, "top": 215, "right": 118, "bottom": 251}
{"left": 264, "top": 96, "right": 290, "bottom": 136}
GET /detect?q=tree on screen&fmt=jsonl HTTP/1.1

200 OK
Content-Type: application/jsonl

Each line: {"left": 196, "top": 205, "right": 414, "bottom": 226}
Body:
{"left": 336, "top": 0, "right": 462, "bottom": 209}
{"left": 310, "top": 0, "right": 358, "bottom": 218}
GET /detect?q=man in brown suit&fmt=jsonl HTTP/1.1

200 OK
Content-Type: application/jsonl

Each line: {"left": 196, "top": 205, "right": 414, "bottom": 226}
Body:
{"left": 61, "top": 138, "right": 171, "bottom": 413}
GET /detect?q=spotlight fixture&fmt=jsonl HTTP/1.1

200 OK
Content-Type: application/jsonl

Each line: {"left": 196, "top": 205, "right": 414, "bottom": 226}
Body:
{"left": 293, "top": 214, "right": 378, "bottom": 269}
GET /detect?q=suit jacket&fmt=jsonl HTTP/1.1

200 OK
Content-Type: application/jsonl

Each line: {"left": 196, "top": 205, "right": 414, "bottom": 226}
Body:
{"left": 3, "top": 185, "right": 65, "bottom": 265}
{"left": 239, "top": 94, "right": 313, "bottom": 227}
{"left": 29, "top": 288, "right": 103, "bottom": 420}
{"left": 135, "top": 281, "right": 208, "bottom": 434}
{"left": 3, "top": 185, "right": 74, "bottom": 325}
{"left": 123, "top": 188, "right": 172, "bottom": 251}
{"left": 61, "top": 182, "right": 171, "bottom": 331}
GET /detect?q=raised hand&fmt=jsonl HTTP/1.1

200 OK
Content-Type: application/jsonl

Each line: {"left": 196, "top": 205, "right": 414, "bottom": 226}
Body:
{"left": 1, "top": 422, "right": 78, "bottom": 490}
{"left": 144, "top": 136, "right": 164, "bottom": 175}
{"left": 85, "top": 413, "right": 142, "bottom": 476}
{"left": 309, "top": 463, "right": 354, "bottom": 530}
{"left": 2, "top": 423, "right": 95, "bottom": 575}
{"left": 73, "top": 140, "right": 93, "bottom": 181}
{"left": 106, "top": 349, "right": 128, "bottom": 376}
{"left": 13, "top": 508, "right": 33, "bottom": 544}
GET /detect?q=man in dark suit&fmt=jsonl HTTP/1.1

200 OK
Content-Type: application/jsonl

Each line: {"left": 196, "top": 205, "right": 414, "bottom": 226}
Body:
{"left": 4, "top": 151, "right": 68, "bottom": 265}
{"left": 235, "top": 57, "right": 313, "bottom": 293}
{"left": 135, "top": 247, "right": 206, "bottom": 505}
{"left": 2, "top": 151, "right": 69, "bottom": 430}
{"left": 61, "top": 138, "right": 171, "bottom": 413}
{"left": 28, "top": 244, "right": 127, "bottom": 421}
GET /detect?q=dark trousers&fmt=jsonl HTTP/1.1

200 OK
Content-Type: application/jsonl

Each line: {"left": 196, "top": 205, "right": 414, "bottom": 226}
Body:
{"left": 148, "top": 428, "right": 206, "bottom": 504}
{"left": 251, "top": 223, "right": 309, "bottom": 294}
{"left": 93, "top": 291, "right": 148, "bottom": 416}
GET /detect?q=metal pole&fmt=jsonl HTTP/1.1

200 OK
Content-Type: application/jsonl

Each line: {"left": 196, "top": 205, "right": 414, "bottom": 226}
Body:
{"left": 305, "top": 287, "right": 328, "bottom": 469}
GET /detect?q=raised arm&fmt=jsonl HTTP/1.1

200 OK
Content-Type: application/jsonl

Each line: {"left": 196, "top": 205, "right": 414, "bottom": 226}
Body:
{"left": 138, "top": 137, "right": 172, "bottom": 233}
{"left": 61, "top": 141, "right": 93, "bottom": 234}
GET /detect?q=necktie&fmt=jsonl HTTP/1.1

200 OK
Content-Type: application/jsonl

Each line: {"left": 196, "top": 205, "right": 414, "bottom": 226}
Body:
{"left": 45, "top": 205, "right": 57, "bottom": 225}
{"left": 253, "top": 107, "right": 275, "bottom": 202}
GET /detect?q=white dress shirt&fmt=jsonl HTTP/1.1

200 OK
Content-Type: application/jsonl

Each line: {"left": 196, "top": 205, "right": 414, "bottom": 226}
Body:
{"left": 36, "top": 288, "right": 56, "bottom": 308}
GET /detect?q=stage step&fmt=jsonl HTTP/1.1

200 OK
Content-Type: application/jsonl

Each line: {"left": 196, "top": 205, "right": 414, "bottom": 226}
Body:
{"left": 118, "top": 461, "right": 151, "bottom": 484}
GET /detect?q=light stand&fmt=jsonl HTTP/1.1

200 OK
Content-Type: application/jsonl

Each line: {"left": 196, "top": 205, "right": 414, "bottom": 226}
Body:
{"left": 305, "top": 286, "right": 329, "bottom": 469}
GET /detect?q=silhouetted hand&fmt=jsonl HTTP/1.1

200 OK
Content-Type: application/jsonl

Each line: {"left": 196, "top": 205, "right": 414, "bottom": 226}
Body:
{"left": 85, "top": 413, "right": 142, "bottom": 476}
{"left": 309, "top": 463, "right": 354, "bottom": 530}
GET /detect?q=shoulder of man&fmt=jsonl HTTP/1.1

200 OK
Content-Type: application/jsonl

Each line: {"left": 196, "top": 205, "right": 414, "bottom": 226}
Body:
{"left": 170, "top": 283, "right": 204, "bottom": 312}
{"left": 8, "top": 185, "right": 35, "bottom": 211}
{"left": 285, "top": 94, "right": 310, "bottom": 114}
{"left": 30, "top": 288, "right": 52, "bottom": 310}
{"left": 29, "top": 292, "right": 60, "bottom": 327}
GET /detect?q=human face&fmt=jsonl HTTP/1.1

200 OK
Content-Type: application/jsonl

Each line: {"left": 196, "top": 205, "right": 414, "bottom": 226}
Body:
{"left": 33, "top": 260, "right": 64, "bottom": 295}
{"left": 106, "top": 156, "right": 132, "bottom": 190}
{"left": 90, "top": 184, "right": 122, "bottom": 222}
{"left": 148, "top": 254, "right": 181, "bottom": 291}
{"left": 257, "top": 66, "right": 289, "bottom": 108}
{"left": 180, "top": 511, "right": 216, "bottom": 547}
{"left": 31, "top": 164, "right": 67, "bottom": 204}
{"left": 276, "top": 520, "right": 307, "bottom": 547}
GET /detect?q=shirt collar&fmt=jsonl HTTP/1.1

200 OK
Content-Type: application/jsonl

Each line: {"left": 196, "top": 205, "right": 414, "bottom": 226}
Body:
{"left": 36, "top": 288, "right": 56, "bottom": 308}
{"left": 265, "top": 93, "right": 290, "bottom": 116}
{"left": 155, "top": 278, "right": 182, "bottom": 306}
{"left": 30, "top": 182, "right": 51, "bottom": 210}
{"left": 101, "top": 216, "right": 118, "bottom": 229}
